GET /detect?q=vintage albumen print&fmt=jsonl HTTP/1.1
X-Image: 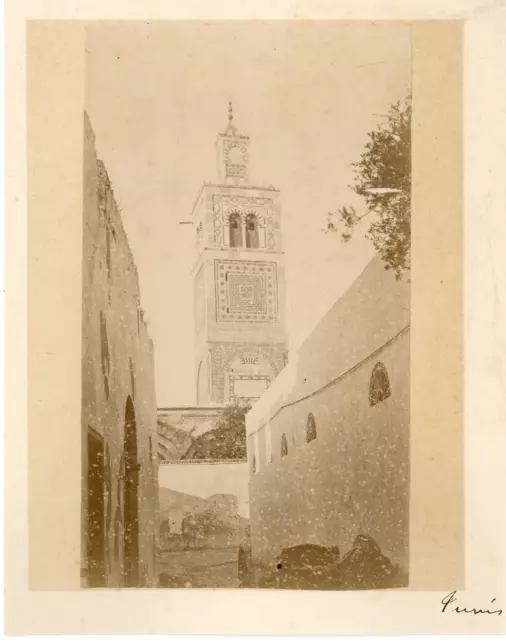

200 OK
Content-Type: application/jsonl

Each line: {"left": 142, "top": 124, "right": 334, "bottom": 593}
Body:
{"left": 82, "top": 21, "right": 413, "bottom": 590}
{"left": 9, "top": 5, "right": 506, "bottom": 635}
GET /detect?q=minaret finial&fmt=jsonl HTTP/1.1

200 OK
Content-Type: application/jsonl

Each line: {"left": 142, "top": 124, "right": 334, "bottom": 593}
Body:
{"left": 225, "top": 101, "right": 237, "bottom": 136}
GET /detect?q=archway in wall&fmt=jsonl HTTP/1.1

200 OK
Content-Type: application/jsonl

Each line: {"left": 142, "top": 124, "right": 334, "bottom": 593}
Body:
{"left": 245, "top": 213, "right": 259, "bottom": 248}
{"left": 229, "top": 212, "right": 243, "bottom": 247}
{"left": 123, "top": 396, "right": 140, "bottom": 587}
{"left": 87, "top": 427, "right": 106, "bottom": 587}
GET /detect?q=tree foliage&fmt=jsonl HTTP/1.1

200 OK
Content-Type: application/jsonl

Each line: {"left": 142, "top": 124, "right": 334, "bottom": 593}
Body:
{"left": 327, "top": 94, "right": 411, "bottom": 278}
{"left": 183, "top": 399, "right": 252, "bottom": 460}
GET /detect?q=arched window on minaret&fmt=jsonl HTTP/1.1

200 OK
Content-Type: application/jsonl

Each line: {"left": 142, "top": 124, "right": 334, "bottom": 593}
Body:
{"left": 245, "top": 213, "right": 260, "bottom": 249}
{"left": 229, "top": 212, "right": 243, "bottom": 247}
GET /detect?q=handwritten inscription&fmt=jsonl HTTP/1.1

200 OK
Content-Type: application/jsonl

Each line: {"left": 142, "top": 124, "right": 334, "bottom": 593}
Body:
{"left": 441, "top": 591, "right": 503, "bottom": 616}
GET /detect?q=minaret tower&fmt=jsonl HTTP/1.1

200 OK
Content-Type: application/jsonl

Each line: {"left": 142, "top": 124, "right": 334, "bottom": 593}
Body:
{"left": 191, "top": 103, "right": 289, "bottom": 405}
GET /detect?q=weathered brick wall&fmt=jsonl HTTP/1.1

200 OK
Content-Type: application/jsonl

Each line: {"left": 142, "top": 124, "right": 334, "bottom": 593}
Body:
{"left": 81, "top": 112, "right": 159, "bottom": 587}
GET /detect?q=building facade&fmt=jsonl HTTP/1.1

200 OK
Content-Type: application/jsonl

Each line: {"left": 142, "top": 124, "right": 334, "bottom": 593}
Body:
{"left": 81, "top": 112, "right": 159, "bottom": 588}
{"left": 246, "top": 256, "right": 410, "bottom": 579}
{"left": 191, "top": 104, "right": 289, "bottom": 405}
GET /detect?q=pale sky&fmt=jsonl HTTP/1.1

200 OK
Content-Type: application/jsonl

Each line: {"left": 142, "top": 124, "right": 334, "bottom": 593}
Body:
{"left": 85, "top": 21, "right": 411, "bottom": 406}
{"left": 159, "top": 463, "right": 250, "bottom": 518}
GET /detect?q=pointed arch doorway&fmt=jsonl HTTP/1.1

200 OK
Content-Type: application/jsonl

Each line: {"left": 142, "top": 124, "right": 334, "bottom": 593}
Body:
{"left": 123, "top": 396, "right": 140, "bottom": 587}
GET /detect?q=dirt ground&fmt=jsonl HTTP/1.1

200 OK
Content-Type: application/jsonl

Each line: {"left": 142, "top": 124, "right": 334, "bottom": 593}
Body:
{"left": 158, "top": 547, "right": 239, "bottom": 588}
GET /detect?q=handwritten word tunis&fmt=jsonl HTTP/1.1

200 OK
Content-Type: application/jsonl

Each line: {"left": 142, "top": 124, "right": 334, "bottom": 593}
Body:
{"left": 441, "top": 591, "right": 503, "bottom": 616}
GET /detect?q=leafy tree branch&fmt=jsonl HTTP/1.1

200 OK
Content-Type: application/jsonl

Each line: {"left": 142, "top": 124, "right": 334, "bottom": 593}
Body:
{"left": 326, "top": 94, "right": 411, "bottom": 279}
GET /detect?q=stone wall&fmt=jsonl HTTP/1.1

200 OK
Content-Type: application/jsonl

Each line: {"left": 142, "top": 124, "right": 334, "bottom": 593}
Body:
{"left": 81, "top": 112, "right": 159, "bottom": 587}
{"left": 246, "top": 256, "right": 410, "bottom": 575}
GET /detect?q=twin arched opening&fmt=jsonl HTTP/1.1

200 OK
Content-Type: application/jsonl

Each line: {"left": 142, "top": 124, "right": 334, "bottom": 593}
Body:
{"left": 228, "top": 211, "right": 260, "bottom": 249}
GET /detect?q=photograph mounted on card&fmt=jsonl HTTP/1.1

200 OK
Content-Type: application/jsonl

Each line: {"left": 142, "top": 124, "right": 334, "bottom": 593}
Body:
{"left": 10, "top": 3, "right": 506, "bottom": 635}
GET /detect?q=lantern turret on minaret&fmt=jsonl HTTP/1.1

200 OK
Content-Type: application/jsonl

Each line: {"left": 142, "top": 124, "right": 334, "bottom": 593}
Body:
{"left": 190, "top": 103, "right": 289, "bottom": 405}
{"left": 215, "top": 102, "right": 250, "bottom": 186}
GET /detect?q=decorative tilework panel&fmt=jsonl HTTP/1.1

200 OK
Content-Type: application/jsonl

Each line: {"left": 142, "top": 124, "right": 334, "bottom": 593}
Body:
{"left": 212, "top": 195, "right": 275, "bottom": 249}
{"left": 228, "top": 274, "right": 266, "bottom": 313}
{"left": 229, "top": 374, "right": 271, "bottom": 402}
{"left": 208, "top": 341, "right": 288, "bottom": 403}
{"left": 227, "top": 164, "right": 247, "bottom": 179}
{"left": 215, "top": 260, "right": 278, "bottom": 323}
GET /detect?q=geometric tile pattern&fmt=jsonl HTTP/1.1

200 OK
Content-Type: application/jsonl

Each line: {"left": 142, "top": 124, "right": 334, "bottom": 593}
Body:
{"left": 215, "top": 260, "right": 277, "bottom": 322}
{"left": 229, "top": 274, "right": 266, "bottom": 313}
{"left": 208, "top": 341, "right": 288, "bottom": 403}
{"left": 229, "top": 374, "right": 271, "bottom": 402}
{"left": 223, "top": 140, "right": 248, "bottom": 181}
{"left": 213, "top": 195, "right": 275, "bottom": 249}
